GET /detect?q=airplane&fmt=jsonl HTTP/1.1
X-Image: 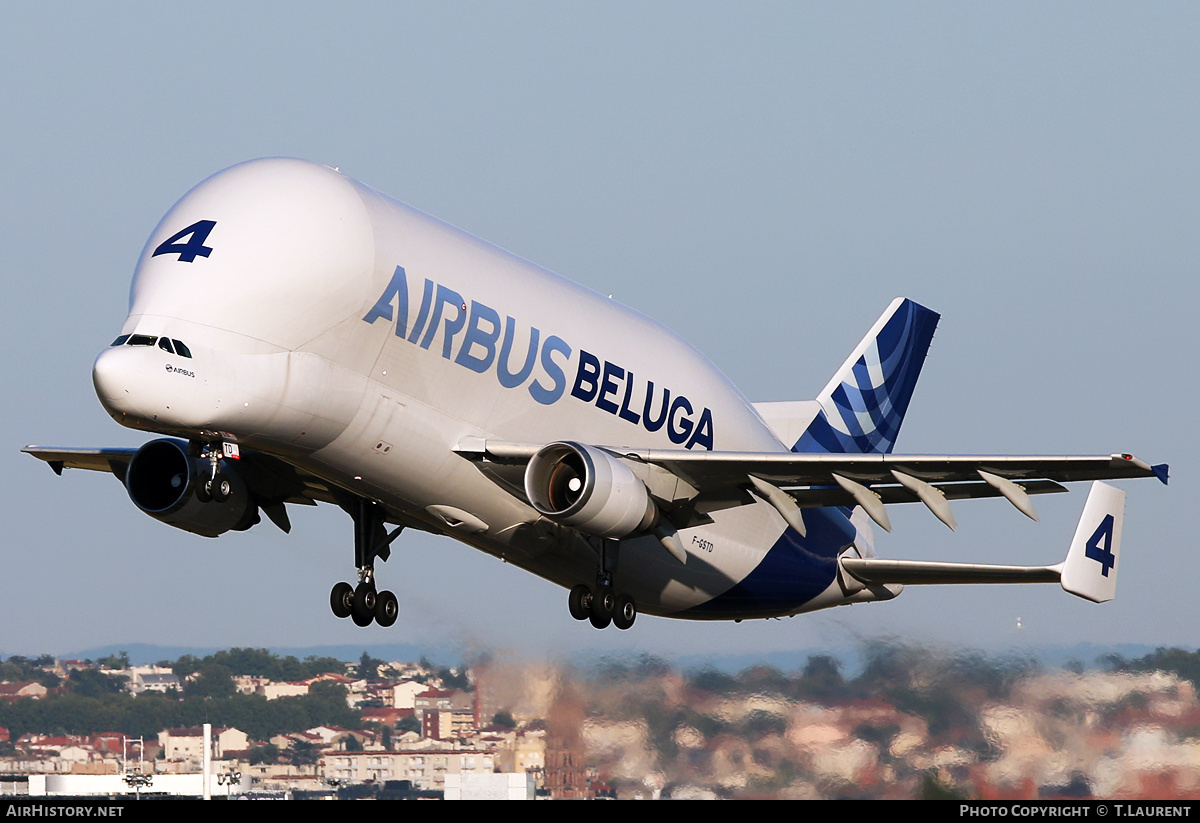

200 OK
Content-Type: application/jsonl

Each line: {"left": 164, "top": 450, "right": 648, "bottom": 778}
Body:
{"left": 23, "top": 158, "right": 1168, "bottom": 631}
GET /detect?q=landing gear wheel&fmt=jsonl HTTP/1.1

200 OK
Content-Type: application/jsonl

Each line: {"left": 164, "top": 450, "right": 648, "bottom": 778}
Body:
{"left": 206, "top": 473, "right": 232, "bottom": 503}
{"left": 568, "top": 585, "right": 592, "bottom": 621}
{"left": 351, "top": 609, "right": 374, "bottom": 627}
{"left": 589, "top": 587, "right": 614, "bottom": 629}
{"left": 597, "top": 588, "right": 616, "bottom": 616}
{"left": 353, "top": 582, "right": 377, "bottom": 621}
{"left": 613, "top": 594, "right": 637, "bottom": 630}
{"left": 330, "top": 582, "right": 354, "bottom": 619}
{"left": 375, "top": 590, "right": 399, "bottom": 628}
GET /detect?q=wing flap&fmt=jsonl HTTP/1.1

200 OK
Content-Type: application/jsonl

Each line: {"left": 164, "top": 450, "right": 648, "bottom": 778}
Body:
{"left": 632, "top": 450, "right": 1165, "bottom": 488}
{"left": 790, "top": 478, "right": 1067, "bottom": 508}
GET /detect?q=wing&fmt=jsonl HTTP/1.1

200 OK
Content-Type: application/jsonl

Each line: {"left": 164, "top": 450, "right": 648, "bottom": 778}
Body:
{"left": 457, "top": 439, "right": 1167, "bottom": 531}
{"left": 21, "top": 446, "right": 139, "bottom": 479}
{"left": 22, "top": 445, "right": 339, "bottom": 509}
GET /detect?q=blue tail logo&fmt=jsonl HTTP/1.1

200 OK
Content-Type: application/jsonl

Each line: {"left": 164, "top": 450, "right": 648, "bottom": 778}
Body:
{"left": 792, "top": 298, "right": 939, "bottom": 455}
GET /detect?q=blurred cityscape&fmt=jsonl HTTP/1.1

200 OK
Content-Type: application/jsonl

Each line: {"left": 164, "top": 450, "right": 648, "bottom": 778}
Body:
{"left": 0, "top": 643, "right": 1197, "bottom": 799}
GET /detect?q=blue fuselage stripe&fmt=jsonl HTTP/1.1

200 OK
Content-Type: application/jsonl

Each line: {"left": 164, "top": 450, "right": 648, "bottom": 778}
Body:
{"left": 679, "top": 506, "right": 854, "bottom": 618}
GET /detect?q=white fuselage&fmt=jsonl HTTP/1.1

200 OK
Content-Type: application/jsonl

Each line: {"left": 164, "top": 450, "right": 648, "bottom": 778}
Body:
{"left": 92, "top": 158, "right": 864, "bottom": 619}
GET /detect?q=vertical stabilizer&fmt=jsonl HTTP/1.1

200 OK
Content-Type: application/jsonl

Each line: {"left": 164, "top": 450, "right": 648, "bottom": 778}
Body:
{"left": 1059, "top": 481, "right": 1125, "bottom": 603}
{"left": 792, "top": 298, "right": 939, "bottom": 454}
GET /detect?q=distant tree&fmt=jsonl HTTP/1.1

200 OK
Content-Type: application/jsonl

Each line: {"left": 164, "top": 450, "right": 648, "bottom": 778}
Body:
{"left": 220, "top": 648, "right": 279, "bottom": 678}
{"left": 592, "top": 653, "right": 671, "bottom": 683}
{"left": 795, "top": 654, "right": 845, "bottom": 703}
{"left": 686, "top": 666, "right": 738, "bottom": 695}
{"left": 690, "top": 712, "right": 731, "bottom": 739}
{"left": 739, "top": 709, "right": 786, "bottom": 740}
{"left": 854, "top": 722, "right": 900, "bottom": 749}
{"left": 358, "top": 651, "right": 383, "bottom": 679}
{"left": 186, "top": 664, "right": 236, "bottom": 699}
{"left": 491, "top": 710, "right": 516, "bottom": 729}
{"left": 739, "top": 665, "right": 789, "bottom": 695}
{"left": 918, "top": 771, "right": 968, "bottom": 800}
{"left": 98, "top": 652, "right": 130, "bottom": 670}
{"left": 288, "top": 740, "right": 321, "bottom": 766}
{"left": 249, "top": 744, "right": 280, "bottom": 765}
{"left": 303, "top": 656, "right": 348, "bottom": 679}
{"left": 439, "top": 666, "right": 472, "bottom": 692}
{"left": 0, "top": 658, "right": 60, "bottom": 690}
{"left": 172, "top": 655, "right": 203, "bottom": 678}
{"left": 68, "top": 668, "right": 125, "bottom": 698}
{"left": 1108, "top": 647, "right": 1200, "bottom": 692}
{"left": 304, "top": 681, "right": 360, "bottom": 728}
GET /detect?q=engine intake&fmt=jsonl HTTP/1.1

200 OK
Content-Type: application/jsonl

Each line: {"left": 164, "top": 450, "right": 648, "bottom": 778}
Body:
{"left": 524, "top": 441, "right": 656, "bottom": 538}
{"left": 125, "top": 438, "right": 257, "bottom": 537}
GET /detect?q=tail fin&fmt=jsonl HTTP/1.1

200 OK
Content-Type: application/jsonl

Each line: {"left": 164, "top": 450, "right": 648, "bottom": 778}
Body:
{"left": 1059, "top": 481, "right": 1125, "bottom": 603}
{"left": 792, "top": 298, "right": 939, "bottom": 454}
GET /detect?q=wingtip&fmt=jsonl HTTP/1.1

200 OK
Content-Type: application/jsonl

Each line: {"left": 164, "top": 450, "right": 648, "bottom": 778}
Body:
{"left": 1152, "top": 463, "right": 1169, "bottom": 485}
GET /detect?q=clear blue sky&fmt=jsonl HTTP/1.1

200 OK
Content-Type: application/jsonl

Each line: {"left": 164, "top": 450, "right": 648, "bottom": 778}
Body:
{"left": 1, "top": 3, "right": 1190, "bottom": 661}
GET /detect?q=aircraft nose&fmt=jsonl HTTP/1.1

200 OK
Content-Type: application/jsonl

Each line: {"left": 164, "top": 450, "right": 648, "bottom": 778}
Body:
{"left": 93, "top": 342, "right": 205, "bottom": 426}
{"left": 92, "top": 345, "right": 143, "bottom": 415}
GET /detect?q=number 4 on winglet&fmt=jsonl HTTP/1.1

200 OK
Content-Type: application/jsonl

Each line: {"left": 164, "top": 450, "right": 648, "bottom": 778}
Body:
{"left": 1085, "top": 515, "right": 1116, "bottom": 577}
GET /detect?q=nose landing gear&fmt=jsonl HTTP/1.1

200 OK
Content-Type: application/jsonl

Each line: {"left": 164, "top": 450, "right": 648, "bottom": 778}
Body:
{"left": 194, "top": 440, "right": 237, "bottom": 503}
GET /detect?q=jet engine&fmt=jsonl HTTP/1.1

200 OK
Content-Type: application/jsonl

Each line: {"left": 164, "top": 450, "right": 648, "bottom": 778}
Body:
{"left": 524, "top": 441, "right": 657, "bottom": 538}
{"left": 124, "top": 438, "right": 258, "bottom": 537}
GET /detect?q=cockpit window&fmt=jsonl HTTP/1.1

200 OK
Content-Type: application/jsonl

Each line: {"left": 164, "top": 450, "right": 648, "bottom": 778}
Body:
{"left": 112, "top": 333, "right": 193, "bottom": 357}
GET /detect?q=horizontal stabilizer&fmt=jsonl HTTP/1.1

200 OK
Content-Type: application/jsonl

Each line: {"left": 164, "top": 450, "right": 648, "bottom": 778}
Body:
{"left": 840, "top": 481, "right": 1127, "bottom": 603}
{"left": 841, "top": 557, "right": 1060, "bottom": 585}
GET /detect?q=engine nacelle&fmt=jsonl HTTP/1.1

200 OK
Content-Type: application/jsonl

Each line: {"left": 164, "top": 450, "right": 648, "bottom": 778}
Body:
{"left": 124, "top": 438, "right": 258, "bottom": 537}
{"left": 524, "top": 441, "right": 657, "bottom": 539}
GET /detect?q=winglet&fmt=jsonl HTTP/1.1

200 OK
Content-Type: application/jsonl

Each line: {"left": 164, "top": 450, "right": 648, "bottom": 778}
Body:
{"left": 1152, "top": 463, "right": 1169, "bottom": 485}
{"left": 1058, "top": 481, "right": 1125, "bottom": 603}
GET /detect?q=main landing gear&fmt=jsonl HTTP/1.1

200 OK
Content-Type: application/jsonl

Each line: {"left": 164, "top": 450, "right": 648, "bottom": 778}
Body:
{"left": 568, "top": 541, "right": 638, "bottom": 630}
{"left": 329, "top": 499, "right": 403, "bottom": 628}
{"left": 569, "top": 581, "right": 637, "bottom": 630}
